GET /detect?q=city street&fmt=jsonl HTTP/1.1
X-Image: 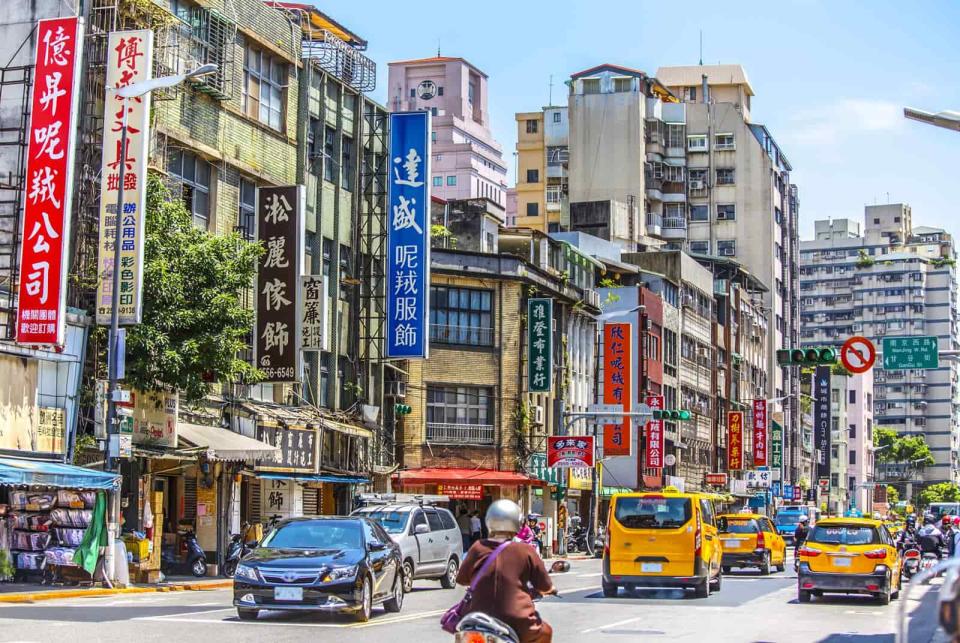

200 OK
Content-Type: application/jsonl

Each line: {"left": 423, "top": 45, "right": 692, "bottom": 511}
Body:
{"left": 0, "top": 558, "right": 944, "bottom": 642}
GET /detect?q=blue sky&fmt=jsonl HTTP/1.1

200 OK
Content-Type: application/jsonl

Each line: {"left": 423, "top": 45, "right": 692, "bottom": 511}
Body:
{"left": 319, "top": 0, "right": 960, "bottom": 241}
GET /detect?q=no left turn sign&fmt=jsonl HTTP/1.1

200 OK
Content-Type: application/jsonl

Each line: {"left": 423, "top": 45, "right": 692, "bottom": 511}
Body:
{"left": 840, "top": 336, "right": 876, "bottom": 374}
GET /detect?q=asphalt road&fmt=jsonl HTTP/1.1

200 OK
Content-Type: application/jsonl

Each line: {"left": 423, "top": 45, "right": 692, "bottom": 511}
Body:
{"left": 0, "top": 558, "right": 945, "bottom": 643}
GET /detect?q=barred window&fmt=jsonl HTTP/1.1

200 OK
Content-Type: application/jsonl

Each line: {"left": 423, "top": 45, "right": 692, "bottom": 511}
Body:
{"left": 429, "top": 286, "right": 493, "bottom": 346}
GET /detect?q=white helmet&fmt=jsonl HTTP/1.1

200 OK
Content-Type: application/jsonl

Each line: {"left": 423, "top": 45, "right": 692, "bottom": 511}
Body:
{"left": 799, "top": 515, "right": 809, "bottom": 523}
{"left": 485, "top": 499, "right": 523, "bottom": 535}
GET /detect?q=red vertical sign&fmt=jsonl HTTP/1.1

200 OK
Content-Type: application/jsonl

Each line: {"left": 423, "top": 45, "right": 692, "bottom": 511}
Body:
{"left": 728, "top": 411, "right": 744, "bottom": 471}
{"left": 603, "top": 323, "right": 631, "bottom": 456}
{"left": 752, "top": 399, "right": 768, "bottom": 466}
{"left": 645, "top": 394, "right": 664, "bottom": 468}
{"left": 16, "top": 17, "right": 82, "bottom": 346}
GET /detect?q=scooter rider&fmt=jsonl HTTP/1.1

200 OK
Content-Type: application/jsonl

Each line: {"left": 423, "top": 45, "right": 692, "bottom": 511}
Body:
{"left": 456, "top": 500, "right": 556, "bottom": 643}
{"left": 794, "top": 515, "right": 810, "bottom": 548}
{"left": 918, "top": 513, "right": 946, "bottom": 559}
{"left": 898, "top": 514, "right": 919, "bottom": 549}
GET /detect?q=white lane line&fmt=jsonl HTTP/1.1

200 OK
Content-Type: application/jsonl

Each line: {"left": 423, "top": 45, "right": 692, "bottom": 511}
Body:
{"left": 555, "top": 584, "right": 601, "bottom": 594}
{"left": 348, "top": 608, "right": 448, "bottom": 629}
{"left": 134, "top": 617, "right": 346, "bottom": 628}
{"left": 581, "top": 616, "right": 645, "bottom": 634}
{"left": 575, "top": 572, "right": 603, "bottom": 578}
{"left": 134, "top": 607, "right": 237, "bottom": 620}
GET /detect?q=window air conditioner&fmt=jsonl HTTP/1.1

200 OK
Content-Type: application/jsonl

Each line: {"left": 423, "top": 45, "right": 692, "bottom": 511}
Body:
{"left": 689, "top": 180, "right": 704, "bottom": 190}
{"left": 721, "top": 247, "right": 736, "bottom": 256}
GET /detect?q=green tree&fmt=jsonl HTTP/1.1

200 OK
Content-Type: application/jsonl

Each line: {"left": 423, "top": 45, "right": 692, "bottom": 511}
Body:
{"left": 918, "top": 482, "right": 960, "bottom": 508}
{"left": 885, "top": 485, "right": 900, "bottom": 506}
{"left": 873, "top": 426, "right": 935, "bottom": 479}
{"left": 121, "top": 175, "right": 263, "bottom": 402}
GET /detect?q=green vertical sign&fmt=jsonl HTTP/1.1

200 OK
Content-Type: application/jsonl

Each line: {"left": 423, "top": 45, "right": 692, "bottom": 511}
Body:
{"left": 770, "top": 420, "right": 783, "bottom": 468}
{"left": 528, "top": 298, "right": 553, "bottom": 392}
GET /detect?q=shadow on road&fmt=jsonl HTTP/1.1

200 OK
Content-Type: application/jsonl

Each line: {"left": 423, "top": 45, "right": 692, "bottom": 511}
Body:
{"left": 812, "top": 581, "right": 942, "bottom": 643}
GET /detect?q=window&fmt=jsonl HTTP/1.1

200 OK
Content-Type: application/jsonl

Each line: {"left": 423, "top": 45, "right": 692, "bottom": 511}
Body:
{"left": 553, "top": 111, "right": 561, "bottom": 123}
{"left": 526, "top": 169, "right": 539, "bottom": 183}
{"left": 689, "top": 240, "right": 709, "bottom": 254}
{"left": 849, "top": 450, "right": 857, "bottom": 465}
{"left": 689, "top": 204, "right": 709, "bottom": 222}
{"left": 714, "top": 133, "right": 735, "bottom": 150}
{"left": 849, "top": 390, "right": 856, "bottom": 403}
{"left": 341, "top": 136, "right": 354, "bottom": 191}
{"left": 430, "top": 286, "right": 493, "bottom": 346}
{"left": 688, "top": 86, "right": 697, "bottom": 101}
{"left": 430, "top": 107, "right": 438, "bottom": 116}
{"left": 446, "top": 175, "right": 457, "bottom": 186}
{"left": 526, "top": 202, "right": 539, "bottom": 217}
{"left": 426, "top": 386, "right": 492, "bottom": 425}
{"left": 238, "top": 178, "right": 256, "bottom": 240}
{"left": 582, "top": 78, "right": 600, "bottom": 94}
{"left": 717, "top": 204, "right": 736, "bottom": 220}
{"left": 167, "top": 149, "right": 211, "bottom": 229}
{"left": 242, "top": 44, "right": 285, "bottom": 130}
{"left": 323, "top": 127, "right": 336, "bottom": 182}
{"left": 613, "top": 77, "right": 632, "bottom": 92}
{"left": 432, "top": 176, "right": 442, "bottom": 187}
{"left": 687, "top": 134, "right": 708, "bottom": 152}
{"left": 425, "top": 510, "right": 444, "bottom": 532}
{"left": 526, "top": 119, "right": 539, "bottom": 133}
{"left": 409, "top": 88, "right": 415, "bottom": 97}
{"left": 436, "top": 86, "right": 444, "bottom": 96}
{"left": 830, "top": 473, "right": 839, "bottom": 488}
{"left": 438, "top": 509, "right": 456, "bottom": 530}
{"left": 339, "top": 244, "right": 352, "bottom": 300}
{"left": 431, "top": 131, "right": 437, "bottom": 143}
{"left": 665, "top": 123, "right": 685, "bottom": 148}
{"left": 322, "top": 238, "right": 332, "bottom": 277}
{"left": 717, "top": 240, "right": 736, "bottom": 256}
{"left": 411, "top": 510, "right": 427, "bottom": 532}
{"left": 715, "top": 168, "right": 735, "bottom": 185}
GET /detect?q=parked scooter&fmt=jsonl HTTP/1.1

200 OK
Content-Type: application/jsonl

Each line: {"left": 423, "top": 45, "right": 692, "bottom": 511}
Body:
{"left": 223, "top": 524, "right": 256, "bottom": 578}
{"left": 161, "top": 523, "right": 207, "bottom": 578}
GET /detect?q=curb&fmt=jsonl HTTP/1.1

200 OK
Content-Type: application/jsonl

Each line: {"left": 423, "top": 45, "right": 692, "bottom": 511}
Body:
{"left": 0, "top": 579, "right": 233, "bottom": 604}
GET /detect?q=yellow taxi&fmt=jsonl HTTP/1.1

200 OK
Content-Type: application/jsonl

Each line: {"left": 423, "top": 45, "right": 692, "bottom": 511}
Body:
{"left": 717, "top": 513, "right": 787, "bottom": 575}
{"left": 797, "top": 517, "right": 902, "bottom": 604}
{"left": 602, "top": 491, "right": 722, "bottom": 598}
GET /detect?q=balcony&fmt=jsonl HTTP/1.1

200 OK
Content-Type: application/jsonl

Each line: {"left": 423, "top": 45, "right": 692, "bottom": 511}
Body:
{"left": 661, "top": 216, "right": 687, "bottom": 240}
{"left": 430, "top": 324, "right": 494, "bottom": 347}
{"left": 426, "top": 423, "right": 495, "bottom": 445}
{"left": 645, "top": 212, "right": 662, "bottom": 237}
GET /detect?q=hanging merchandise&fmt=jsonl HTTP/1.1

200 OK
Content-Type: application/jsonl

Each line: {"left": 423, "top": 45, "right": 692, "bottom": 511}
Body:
{"left": 74, "top": 492, "right": 107, "bottom": 576}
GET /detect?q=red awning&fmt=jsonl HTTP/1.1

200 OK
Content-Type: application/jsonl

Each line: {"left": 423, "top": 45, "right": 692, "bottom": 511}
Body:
{"left": 394, "top": 467, "right": 543, "bottom": 486}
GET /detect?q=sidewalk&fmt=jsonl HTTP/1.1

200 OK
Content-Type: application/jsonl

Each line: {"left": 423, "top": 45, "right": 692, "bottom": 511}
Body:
{"left": 0, "top": 576, "right": 232, "bottom": 603}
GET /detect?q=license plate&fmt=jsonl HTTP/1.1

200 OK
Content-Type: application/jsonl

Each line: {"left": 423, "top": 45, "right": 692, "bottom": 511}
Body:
{"left": 723, "top": 539, "right": 741, "bottom": 548}
{"left": 274, "top": 586, "right": 303, "bottom": 601}
{"left": 832, "top": 557, "right": 852, "bottom": 567}
{"left": 641, "top": 562, "right": 663, "bottom": 573}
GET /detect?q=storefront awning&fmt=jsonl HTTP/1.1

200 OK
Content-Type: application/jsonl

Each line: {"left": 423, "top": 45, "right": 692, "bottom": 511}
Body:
{"left": 395, "top": 467, "right": 543, "bottom": 486}
{"left": 0, "top": 456, "right": 120, "bottom": 490}
{"left": 178, "top": 423, "right": 280, "bottom": 461}
{"left": 257, "top": 472, "right": 369, "bottom": 484}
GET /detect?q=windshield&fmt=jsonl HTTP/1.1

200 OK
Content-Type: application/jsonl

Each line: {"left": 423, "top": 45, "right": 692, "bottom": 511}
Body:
{"left": 775, "top": 514, "right": 802, "bottom": 526}
{"left": 364, "top": 510, "right": 410, "bottom": 534}
{"left": 930, "top": 503, "right": 960, "bottom": 516}
{"left": 810, "top": 525, "right": 878, "bottom": 546}
{"left": 721, "top": 519, "right": 759, "bottom": 534}
{"left": 614, "top": 497, "right": 691, "bottom": 529}
{"left": 261, "top": 520, "right": 363, "bottom": 550}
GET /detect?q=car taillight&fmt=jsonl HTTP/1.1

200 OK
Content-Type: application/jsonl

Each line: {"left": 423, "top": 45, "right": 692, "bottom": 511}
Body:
{"left": 863, "top": 549, "right": 887, "bottom": 559}
{"left": 456, "top": 632, "right": 486, "bottom": 643}
{"left": 756, "top": 530, "right": 765, "bottom": 549}
{"left": 904, "top": 550, "right": 920, "bottom": 559}
{"left": 694, "top": 509, "right": 702, "bottom": 557}
{"left": 798, "top": 546, "right": 821, "bottom": 557}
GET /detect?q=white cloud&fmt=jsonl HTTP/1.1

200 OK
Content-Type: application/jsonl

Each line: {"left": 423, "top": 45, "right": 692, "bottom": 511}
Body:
{"left": 783, "top": 98, "right": 905, "bottom": 146}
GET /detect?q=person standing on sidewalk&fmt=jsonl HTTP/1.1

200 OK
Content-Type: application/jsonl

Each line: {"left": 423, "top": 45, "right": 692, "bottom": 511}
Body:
{"left": 458, "top": 509, "right": 472, "bottom": 550}
{"left": 470, "top": 511, "right": 483, "bottom": 544}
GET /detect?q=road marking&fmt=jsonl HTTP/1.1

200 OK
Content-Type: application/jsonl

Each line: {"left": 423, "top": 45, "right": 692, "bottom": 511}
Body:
{"left": 348, "top": 609, "right": 448, "bottom": 629}
{"left": 576, "top": 572, "right": 603, "bottom": 578}
{"left": 582, "top": 616, "right": 646, "bottom": 633}
{"left": 136, "top": 617, "right": 346, "bottom": 628}
{"left": 556, "top": 584, "right": 601, "bottom": 594}
{"left": 135, "top": 606, "right": 449, "bottom": 629}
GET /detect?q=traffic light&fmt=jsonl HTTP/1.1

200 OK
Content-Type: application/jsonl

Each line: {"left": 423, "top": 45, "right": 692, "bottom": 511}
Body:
{"left": 652, "top": 409, "right": 692, "bottom": 421}
{"left": 394, "top": 403, "right": 412, "bottom": 416}
{"left": 776, "top": 347, "right": 837, "bottom": 366}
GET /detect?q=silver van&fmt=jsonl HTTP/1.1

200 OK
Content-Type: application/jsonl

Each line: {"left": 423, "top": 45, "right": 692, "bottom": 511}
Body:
{"left": 353, "top": 504, "right": 463, "bottom": 592}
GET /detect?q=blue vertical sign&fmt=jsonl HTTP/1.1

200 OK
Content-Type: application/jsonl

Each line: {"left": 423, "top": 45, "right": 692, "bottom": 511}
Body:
{"left": 783, "top": 484, "right": 794, "bottom": 500}
{"left": 386, "top": 112, "right": 431, "bottom": 358}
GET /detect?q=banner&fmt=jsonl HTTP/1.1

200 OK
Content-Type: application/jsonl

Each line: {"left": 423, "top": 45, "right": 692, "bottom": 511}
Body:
{"left": 256, "top": 425, "right": 317, "bottom": 472}
{"left": 770, "top": 419, "right": 783, "bottom": 468}
{"left": 752, "top": 399, "right": 768, "bottom": 466}
{"left": 437, "top": 484, "right": 482, "bottom": 500}
{"left": 602, "top": 323, "right": 631, "bottom": 456}
{"left": 527, "top": 298, "right": 552, "bottom": 392}
{"left": 645, "top": 394, "right": 664, "bottom": 468}
{"left": 96, "top": 29, "right": 153, "bottom": 326}
{"left": 300, "top": 275, "right": 327, "bottom": 351}
{"left": 130, "top": 389, "right": 178, "bottom": 448}
{"left": 568, "top": 467, "right": 593, "bottom": 491}
{"left": 255, "top": 186, "right": 303, "bottom": 382}
{"left": 386, "top": 111, "right": 431, "bottom": 358}
{"left": 705, "top": 473, "right": 728, "bottom": 486}
{"left": 547, "top": 436, "right": 595, "bottom": 468}
{"left": 814, "top": 365, "right": 832, "bottom": 481}
{"left": 728, "top": 411, "right": 743, "bottom": 470}
{"left": 16, "top": 17, "right": 83, "bottom": 346}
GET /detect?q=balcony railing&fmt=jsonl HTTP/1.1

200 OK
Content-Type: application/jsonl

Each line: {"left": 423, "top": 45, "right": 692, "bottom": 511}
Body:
{"left": 426, "top": 423, "right": 495, "bottom": 445}
{"left": 663, "top": 216, "right": 687, "bottom": 230}
{"left": 430, "top": 323, "right": 494, "bottom": 347}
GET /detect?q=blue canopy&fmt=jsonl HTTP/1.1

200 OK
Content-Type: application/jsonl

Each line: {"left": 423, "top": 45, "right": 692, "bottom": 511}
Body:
{"left": 258, "top": 472, "right": 369, "bottom": 484}
{"left": 0, "top": 456, "right": 120, "bottom": 490}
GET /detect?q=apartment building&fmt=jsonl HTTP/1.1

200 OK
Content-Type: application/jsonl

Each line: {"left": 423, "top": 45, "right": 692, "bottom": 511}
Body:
{"left": 825, "top": 370, "right": 875, "bottom": 514}
{"left": 799, "top": 205, "right": 960, "bottom": 482}
{"left": 656, "top": 64, "right": 802, "bottom": 486}
{"left": 514, "top": 105, "right": 569, "bottom": 232}
{"left": 386, "top": 55, "right": 508, "bottom": 217}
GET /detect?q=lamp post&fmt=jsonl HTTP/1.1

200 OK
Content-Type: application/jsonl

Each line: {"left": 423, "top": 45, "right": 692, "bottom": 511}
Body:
{"left": 904, "top": 107, "right": 960, "bottom": 132}
{"left": 103, "top": 64, "right": 217, "bottom": 471}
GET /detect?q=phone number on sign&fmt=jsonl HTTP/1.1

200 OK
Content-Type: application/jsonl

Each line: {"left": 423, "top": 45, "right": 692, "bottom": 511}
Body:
{"left": 260, "top": 367, "right": 296, "bottom": 379}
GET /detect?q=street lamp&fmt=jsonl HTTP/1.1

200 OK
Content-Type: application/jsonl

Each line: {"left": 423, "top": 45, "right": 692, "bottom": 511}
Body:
{"left": 103, "top": 64, "right": 217, "bottom": 470}
{"left": 904, "top": 107, "right": 960, "bottom": 132}
{"left": 591, "top": 304, "right": 645, "bottom": 322}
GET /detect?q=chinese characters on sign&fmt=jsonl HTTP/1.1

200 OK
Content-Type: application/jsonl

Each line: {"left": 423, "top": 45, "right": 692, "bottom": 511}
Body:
{"left": 16, "top": 17, "right": 83, "bottom": 346}
{"left": 728, "top": 411, "right": 744, "bottom": 470}
{"left": 437, "top": 484, "right": 483, "bottom": 500}
{"left": 882, "top": 335, "right": 939, "bottom": 370}
{"left": 256, "top": 425, "right": 317, "bottom": 472}
{"left": 645, "top": 394, "right": 664, "bottom": 468}
{"left": 527, "top": 298, "right": 552, "bottom": 392}
{"left": 255, "top": 186, "right": 303, "bottom": 382}
{"left": 752, "top": 399, "right": 767, "bottom": 466}
{"left": 130, "top": 389, "right": 178, "bottom": 448}
{"left": 770, "top": 419, "right": 783, "bottom": 468}
{"left": 386, "top": 112, "right": 430, "bottom": 358}
{"left": 814, "top": 365, "right": 831, "bottom": 480}
{"left": 602, "top": 323, "right": 632, "bottom": 457}
{"left": 96, "top": 30, "right": 153, "bottom": 326}
{"left": 36, "top": 407, "right": 66, "bottom": 455}
{"left": 547, "top": 436, "right": 595, "bottom": 469}
{"left": 300, "top": 276, "right": 327, "bottom": 351}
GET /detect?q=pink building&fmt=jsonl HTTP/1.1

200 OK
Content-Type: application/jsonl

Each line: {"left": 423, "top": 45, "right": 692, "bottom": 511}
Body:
{"left": 846, "top": 371, "right": 875, "bottom": 514}
{"left": 387, "top": 56, "right": 508, "bottom": 220}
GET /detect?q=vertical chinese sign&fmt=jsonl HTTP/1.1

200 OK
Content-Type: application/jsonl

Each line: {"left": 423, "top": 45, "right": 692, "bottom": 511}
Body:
{"left": 645, "top": 394, "right": 664, "bottom": 468}
{"left": 752, "top": 398, "right": 767, "bottom": 466}
{"left": 96, "top": 30, "right": 153, "bottom": 326}
{"left": 255, "top": 186, "right": 303, "bottom": 382}
{"left": 16, "top": 17, "right": 83, "bottom": 346}
{"left": 770, "top": 419, "right": 783, "bottom": 469}
{"left": 814, "top": 365, "right": 832, "bottom": 482}
{"left": 602, "top": 323, "right": 631, "bottom": 457}
{"left": 386, "top": 111, "right": 430, "bottom": 358}
{"left": 527, "top": 298, "right": 552, "bottom": 392}
{"left": 728, "top": 411, "right": 743, "bottom": 470}
{"left": 300, "top": 276, "right": 326, "bottom": 351}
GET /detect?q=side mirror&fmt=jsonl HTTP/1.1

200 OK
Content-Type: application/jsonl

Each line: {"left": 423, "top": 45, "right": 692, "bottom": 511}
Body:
{"left": 368, "top": 540, "right": 387, "bottom": 551}
{"left": 414, "top": 523, "right": 430, "bottom": 535}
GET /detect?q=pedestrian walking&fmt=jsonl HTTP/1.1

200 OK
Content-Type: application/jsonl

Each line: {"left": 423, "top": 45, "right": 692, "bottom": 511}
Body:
{"left": 470, "top": 511, "right": 482, "bottom": 543}
{"left": 458, "top": 508, "right": 472, "bottom": 550}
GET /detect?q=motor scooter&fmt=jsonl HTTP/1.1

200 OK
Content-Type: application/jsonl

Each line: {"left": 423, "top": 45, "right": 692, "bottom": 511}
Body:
{"left": 223, "top": 525, "right": 257, "bottom": 578}
{"left": 161, "top": 523, "right": 207, "bottom": 578}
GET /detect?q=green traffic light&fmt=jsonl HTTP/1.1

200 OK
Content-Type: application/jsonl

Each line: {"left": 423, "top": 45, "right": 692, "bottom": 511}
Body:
{"left": 819, "top": 347, "right": 836, "bottom": 363}
{"left": 678, "top": 410, "right": 691, "bottom": 420}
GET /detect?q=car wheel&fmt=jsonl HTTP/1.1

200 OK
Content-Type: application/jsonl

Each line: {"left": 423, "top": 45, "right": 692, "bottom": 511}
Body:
{"left": 722, "top": 565, "right": 732, "bottom": 574}
{"left": 355, "top": 577, "right": 373, "bottom": 623}
{"left": 602, "top": 577, "right": 618, "bottom": 597}
{"left": 384, "top": 574, "right": 404, "bottom": 613}
{"left": 693, "top": 577, "right": 710, "bottom": 599}
{"left": 798, "top": 590, "right": 811, "bottom": 603}
{"left": 776, "top": 550, "right": 786, "bottom": 573}
{"left": 237, "top": 608, "right": 259, "bottom": 620}
{"left": 710, "top": 568, "right": 722, "bottom": 592}
{"left": 440, "top": 558, "right": 458, "bottom": 589}
{"left": 876, "top": 589, "right": 891, "bottom": 606}
{"left": 402, "top": 560, "right": 414, "bottom": 594}
{"left": 191, "top": 558, "right": 207, "bottom": 578}
{"left": 759, "top": 551, "right": 771, "bottom": 576}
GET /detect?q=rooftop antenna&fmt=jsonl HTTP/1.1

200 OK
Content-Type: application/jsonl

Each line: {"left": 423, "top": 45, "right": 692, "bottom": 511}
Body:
{"left": 886, "top": 191, "right": 890, "bottom": 203}
{"left": 437, "top": 39, "right": 440, "bottom": 57}
{"left": 548, "top": 74, "right": 553, "bottom": 106}
{"left": 699, "top": 30, "right": 703, "bottom": 65}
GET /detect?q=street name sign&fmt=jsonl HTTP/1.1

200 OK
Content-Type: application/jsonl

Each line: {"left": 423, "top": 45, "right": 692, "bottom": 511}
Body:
{"left": 882, "top": 336, "right": 939, "bottom": 370}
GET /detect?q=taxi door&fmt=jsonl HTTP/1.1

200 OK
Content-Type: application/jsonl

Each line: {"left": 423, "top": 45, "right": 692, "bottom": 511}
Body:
{"left": 698, "top": 497, "right": 721, "bottom": 574}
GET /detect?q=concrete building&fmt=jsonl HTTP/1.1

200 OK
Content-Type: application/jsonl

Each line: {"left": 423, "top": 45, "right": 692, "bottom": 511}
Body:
{"left": 514, "top": 105, "right": 569, "bottom": 232}
{"left": 656, "top": 64, "right": 802, "bottom": 487}
{"left": 799, "top": 205, "right": 960, "bottom": 482}
{"left": 386, "top": 56, "right": 508, "bottom": 218}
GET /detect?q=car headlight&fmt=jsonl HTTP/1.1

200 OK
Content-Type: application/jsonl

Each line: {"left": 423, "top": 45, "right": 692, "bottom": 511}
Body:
{"left": 235, "top": 564, "right": 259, "bottom": 582}
{"left": 322, "top": 565, "right": 358, "bottom": 583}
